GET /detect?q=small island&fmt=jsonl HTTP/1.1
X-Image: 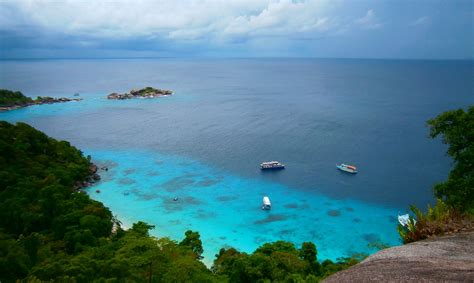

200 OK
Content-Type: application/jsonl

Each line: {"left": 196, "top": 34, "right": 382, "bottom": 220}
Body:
{"left": 107, "top": 87, "right": 173, "bottom": 100}
{"left": 0, "top": 89, "right": 82, "bottom": 111}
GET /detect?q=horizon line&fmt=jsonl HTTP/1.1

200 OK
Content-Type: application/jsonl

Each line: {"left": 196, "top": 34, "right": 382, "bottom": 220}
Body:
{"left": 0, "top": 56, "right": 473, "bottom": 61}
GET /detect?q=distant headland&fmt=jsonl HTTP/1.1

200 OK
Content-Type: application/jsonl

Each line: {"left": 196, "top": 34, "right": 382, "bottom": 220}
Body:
{"left": 107, "top": 87, "right": 173, "bottom": 100}
{"left": 0, "top": 89, "right": 81, "bottom": 111}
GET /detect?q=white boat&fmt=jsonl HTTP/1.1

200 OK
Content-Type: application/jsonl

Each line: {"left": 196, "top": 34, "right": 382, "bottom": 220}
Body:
{"left": 398, "top": 214, "right": 416, "bottom": 226}
{"left": 398, "top": 214, "right": 410, "bottom": 226}
{"left": 336, "top": 163, "right": 357, "bottom": 174}
{"left": 260, "top": 161, "right": 285, "bottom": 170}
{"left": 262, "top": 196, "right": 271, "bottom": 210}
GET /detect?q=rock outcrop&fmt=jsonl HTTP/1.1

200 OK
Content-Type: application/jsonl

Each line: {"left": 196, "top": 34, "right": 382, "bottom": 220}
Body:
{"left": 74, "top": 163, "right": 102, "bottom": 190}
{"left": 107, "top": 87, "right": 173, "bottom": 100}
{"left": 323, "top": 231, "right": 474, "bottom": 282}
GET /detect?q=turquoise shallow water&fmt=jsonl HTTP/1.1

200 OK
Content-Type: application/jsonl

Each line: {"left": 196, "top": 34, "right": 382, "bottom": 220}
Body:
{"left": 85, "top": 149, "right": 400, "bottom": 265}
{"left": 0, "top": 97, "right": 401, "bottom": 264}
{"left": 1, "top": 58, "right": 472, "bottom": 265}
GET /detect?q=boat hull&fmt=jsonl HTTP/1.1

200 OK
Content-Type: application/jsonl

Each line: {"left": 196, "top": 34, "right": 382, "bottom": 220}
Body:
{"left": 336, "top": 165, "right": 357, "bottom": 174}
{"left": 260, "top": 166, "right": 285, "bottom": 170}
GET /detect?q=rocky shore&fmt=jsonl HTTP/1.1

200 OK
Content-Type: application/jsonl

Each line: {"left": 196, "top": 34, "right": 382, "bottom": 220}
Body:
{"left": 107, "top": 87, "right": 173, "bottom": 100}
{"left": 74, "top": 163, "right": 108, "bottom": 191}
{"left": 0, "top": 96, "right": 82, "bottom": 112}
{"left": 323, "top": 231, "right": 474, "bottom": 282}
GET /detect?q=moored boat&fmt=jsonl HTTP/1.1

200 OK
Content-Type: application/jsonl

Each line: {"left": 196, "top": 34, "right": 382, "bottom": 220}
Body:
{"left": 260, "top": 161, "right": 285, "bottom": 170}
{"left": 398, "top": 214, "right": 410, "bottom": 226}
{"left": 398, "top": 214, "right": 416, "bottom": 226}
{"left": 262, "top": 196, "right": 271, "bottom": 210}
{"left": 336, "top": 163, "right": 358, "bottom": 174}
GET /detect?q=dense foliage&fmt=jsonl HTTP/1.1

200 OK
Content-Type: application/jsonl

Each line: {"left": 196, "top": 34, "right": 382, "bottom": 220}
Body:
{"left": 0, "top": 121, "right": 357, "bottom": 282}
{"left": 0, "top": 121, "right": 214, "bottom": 282}
{"left": 398, "top": 106, "right": 474, "bottom": 243}
{"left": 212, "top": 241, "right": 361, "bottom": 282}
{"left": 0, "top": 89, "right": 33, "bottom": 107}
{"left": 427, "top": 106, "right": 474, "bottom": 214}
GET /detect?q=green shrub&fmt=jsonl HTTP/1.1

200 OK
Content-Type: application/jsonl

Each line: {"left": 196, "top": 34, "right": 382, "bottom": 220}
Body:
{"left": 397, "top": 199, "right": 470, "bottom": 243}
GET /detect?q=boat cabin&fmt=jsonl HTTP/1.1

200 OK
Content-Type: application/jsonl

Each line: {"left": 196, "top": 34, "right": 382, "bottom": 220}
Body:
{"left": 262, "top": 196, "right": 271, "bottom": 210}
{"left": 260, "top": 161, "right": 285, "bottom": 170}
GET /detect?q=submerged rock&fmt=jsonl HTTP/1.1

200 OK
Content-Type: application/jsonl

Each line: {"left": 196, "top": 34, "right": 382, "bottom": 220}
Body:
{"left": 90, "top": 164, "right": 98, "bottom": 174}
{"left": 327, "top": 209, "right": 341, "bottom": 217}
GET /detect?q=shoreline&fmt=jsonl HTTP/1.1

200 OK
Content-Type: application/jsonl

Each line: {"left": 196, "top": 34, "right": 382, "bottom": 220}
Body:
{"left": 0, "top": 97, "right": 82, "bottom": 112}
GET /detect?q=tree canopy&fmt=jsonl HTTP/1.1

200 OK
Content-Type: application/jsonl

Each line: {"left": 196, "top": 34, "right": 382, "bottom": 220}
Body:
{"left": 0, "top": 121, "right": 215, "bottom": 282}
{"left": 0, "top": 121, "right": 358, "bottom": 282}
{"left": 0, "top": 89, "right": 33, "bottom": 107}
{"left": 428, "top": 106, "right": 474, "bottom": 214}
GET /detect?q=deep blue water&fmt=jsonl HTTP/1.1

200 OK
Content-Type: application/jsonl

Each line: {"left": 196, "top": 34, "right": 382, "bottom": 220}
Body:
{"left": 1, "top": 58, "right": 472, "bottom": 264}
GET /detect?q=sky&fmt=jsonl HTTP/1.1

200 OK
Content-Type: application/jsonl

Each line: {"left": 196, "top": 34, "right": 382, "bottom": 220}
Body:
{"left": 0, "top": 0, "right": 472, "bottom": 59}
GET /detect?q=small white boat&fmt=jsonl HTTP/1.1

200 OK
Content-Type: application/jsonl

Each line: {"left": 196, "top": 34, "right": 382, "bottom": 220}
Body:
{"left": 260, "top": 161, "right": 285, "bottom": 170}
{"left": 336, "top": 163, "right": 358, "bottom": 174}
{"left": 262, "top": 196, "right": 271, "bottom": 210}
{"left": 398, "top": 214, "right": 416, "bottom": 226}
{"left": 398, "top": 214, "right": 410, "bottom": 226}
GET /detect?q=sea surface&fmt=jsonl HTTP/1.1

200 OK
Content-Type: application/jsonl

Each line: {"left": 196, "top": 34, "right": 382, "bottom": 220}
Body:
{"left": 1, "top": 58, "right": 472, "bottom": 264}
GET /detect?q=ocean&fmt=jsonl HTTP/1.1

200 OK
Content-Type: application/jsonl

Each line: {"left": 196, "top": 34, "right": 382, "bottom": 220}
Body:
{"left": 1, "top": 58, "right": 472, "bottom": 264}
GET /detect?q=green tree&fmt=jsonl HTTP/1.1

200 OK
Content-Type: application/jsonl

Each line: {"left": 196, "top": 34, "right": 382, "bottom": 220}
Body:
{"left": 179, "top": 230, "right": 204, "bottom": 259}
{"left": 162, "top": 257, "right": 215, "bottom": 283}
{"left": 300, "top": 242, "right": 320, "bottom": 273}
{"left": 212, "top": 247, "right": 245, "bottom": 275}
{"left": 427, "top": 106, "right": 474, "bottom": 213}
{"left": 255, "top": 241, "right": 299, "bottom": 256}
{"left": 131, "top": 221, "right": 155, "bottom": 237}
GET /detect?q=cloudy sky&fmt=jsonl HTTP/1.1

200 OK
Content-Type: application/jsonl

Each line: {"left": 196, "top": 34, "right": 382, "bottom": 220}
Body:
{"left": 0, "top": 0, "right": 472, "bottom": 59}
